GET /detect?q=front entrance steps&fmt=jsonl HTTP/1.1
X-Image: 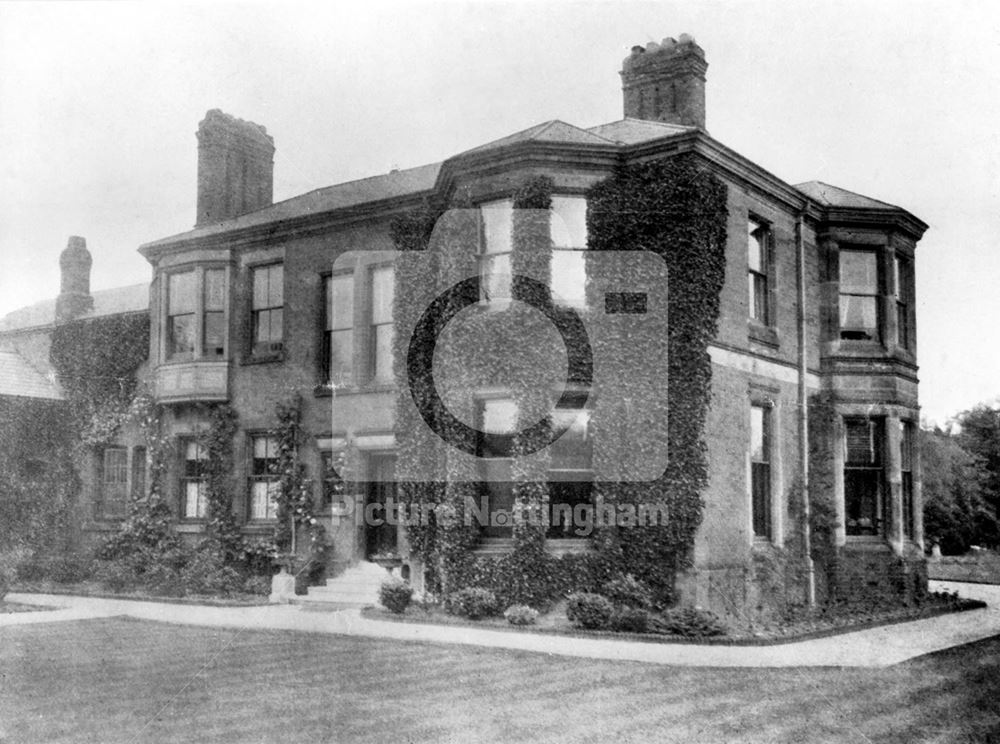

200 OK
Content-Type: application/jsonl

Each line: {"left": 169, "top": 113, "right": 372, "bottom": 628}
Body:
{"left": 293, "top": 560, "right": 392, "bottom": 609}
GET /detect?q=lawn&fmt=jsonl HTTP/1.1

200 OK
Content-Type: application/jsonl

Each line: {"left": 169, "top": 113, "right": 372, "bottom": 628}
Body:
{"left": 1, "top": 617, "right": 998, "bottom": 744}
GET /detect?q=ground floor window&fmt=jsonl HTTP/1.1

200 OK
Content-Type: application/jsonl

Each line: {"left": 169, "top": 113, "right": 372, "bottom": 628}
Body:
{"left": 249, "top": 435, "right": 280, "bottom": 520}
{"left": 181, "top": 440, "right": 208, "bottom": 519}
{"left": 750, "top": 403, "right": 772, "bottom": 540}
{"left": 844, "top": 417, "right": 885, "bottom": 536}
{"left": 100, "top": 447, "right": 129, "bottom": 519}
{"left": 476, "top": 398, "right": 516, "bottom": 538}
{"left": 547, "top": 399, "right": 592, "bottom": 539}
{"left": 900, "top": 420, "right": 915, "bottom": 540}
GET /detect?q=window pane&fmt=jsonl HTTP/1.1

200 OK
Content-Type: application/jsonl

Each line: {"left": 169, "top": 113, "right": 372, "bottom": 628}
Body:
{"left": 185, "top": 482, "right": 206, "bottom": 519}
{"left": 371, "top": 267, "right": 393, "bottom": 324}
{"left": 203, "top": 311, "right": 225, "bottom": 356}
{"left": 482, "top": 253, "right": 511, "bottom": 301}
{"left": 751, "top": 461, "right": 771, "bottom": 537}
{"left": 250, "top": 481, "right": 278, "bottom": 520}
{"left": 329, "top": 329, "right": 353, "bottom": 384}
{"left": 840, "top": 251, "right": 878, "bottom": 295}
{"left": 845, "top": 470, "right": 881, "bottom": 535}
{"left": 551, "top": 250, "right": 586, "bottom": 306}
{"left": 482, "top": 398, "right": 518, "bottom": 434}
{"left": 373, "top": 324, "right": 393, "bottom": 381}
{"left": 481, "top": 199, "right": 513, "bottom": 255}
{"left": 253, "top": 435, "right": 276, "bottom": 461}
{"left": 750, "top": 405, "right": 769, "bottom": 463}
{"left": 550, "top": 409, "right": 591, "bottom": 470}
{"left": 328, "top": 274, "right": 354, "bottom": 331}
{"left": 551, "top": 196, "right": 587, "bottom": 248}
{"left": 845, "top": 419, "right": 881, "bottom": 465}
{"left": 547, "top": 481, "right": 593, "bottom": 538}
{"left": 169, "top": 315, "right": 195, "bottom": 355}
{"left": 899, "top": 421, "right": 913, "bottom": 471}
{"left": 268, "top": 265, "right": 283, "bottom": 307}
{"left": 748, "top": 220, "right": 766, "bottom": 273}
{"left": 204, "top": 269, "right": 225, "bottom": 310}
{"left": 749, "top": 273, "right": 768, "bottom": 322}
{"left": 252, "top": 268, "right": 269, "bottom": 309}
{"left": 269, "top": 308, "right": 283, "bottom": 342}
{"left": 839, "top": 295, "right": 877, "bottom": 336}
{"left": 168, "top": 271, "right": 196, "bottom": 314}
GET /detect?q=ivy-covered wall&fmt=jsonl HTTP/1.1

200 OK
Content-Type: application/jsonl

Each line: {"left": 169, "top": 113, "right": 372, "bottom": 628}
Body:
{"left": 391, "top": 154, "right": 728, "bottom": 607}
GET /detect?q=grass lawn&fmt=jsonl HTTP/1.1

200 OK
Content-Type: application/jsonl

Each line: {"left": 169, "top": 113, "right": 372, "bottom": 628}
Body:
{"left": 1, "top": 618, "right": 999, "bottom": 744}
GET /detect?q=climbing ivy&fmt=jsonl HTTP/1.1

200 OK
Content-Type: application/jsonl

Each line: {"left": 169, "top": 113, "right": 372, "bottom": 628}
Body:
{"left": 391, "top": 155, "right": 728, "bottom": 606}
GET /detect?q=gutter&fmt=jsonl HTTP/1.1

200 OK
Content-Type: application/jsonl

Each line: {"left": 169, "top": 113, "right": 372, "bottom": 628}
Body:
{"left": 797, "top": 210, "right": 816, "bottom": 608}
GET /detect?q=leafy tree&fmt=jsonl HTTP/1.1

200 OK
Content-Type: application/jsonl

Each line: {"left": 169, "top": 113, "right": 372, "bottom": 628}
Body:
{"left": 955, "top": 405, "right": 1000, "bottom": 517}
{"left": 921, "top": 426, "right": 997, "bottom": 553}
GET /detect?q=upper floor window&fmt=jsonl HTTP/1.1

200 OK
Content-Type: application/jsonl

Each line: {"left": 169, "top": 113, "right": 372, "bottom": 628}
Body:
{"left": 167, "top": 271, "right": 196, "bottom": 358}
{"left": 323, "top": 273, "right": 354, "bottom": 386}
{"left": 750, "top": 403, "right": 772, "bottom": 540}
{"left": 894, "top": 255, "right": 912, "bottom": 350}
{"left": 547, "top": 396, "right": 593, "bottom": 539}
{"left": 844, "top": 417, "right": 885, "bottom": 536}
{"left": 181, "top": 439, "right": 208, "bottom": 520}
{"left": 248, "top": 434, "right": 280, "bottom": 521}
{"left": 550, "top": 196, "right": 587, "bottom": 307}
{"left": 370, "top": 265, "right": 394, "bottom": 382}
{"left": 479, "top": 199, "right": 513, "bottom": 304}
{"left": 252, "top": 264, "right": 284, "bottom": 355}
{"left": 839, "top": 249, "right": 880, "bottom": 341}
{"left": 166, "top": 268, "right": 228, "bottom": 361}
{"left": 748, "top": 218, "right": 771, "bottom": 324}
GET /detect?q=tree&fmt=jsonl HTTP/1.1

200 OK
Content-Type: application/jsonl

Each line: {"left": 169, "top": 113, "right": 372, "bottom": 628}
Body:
{"left": 955, "top": 404, "right": 1000, "bottom": 517}
{"left": 921, "top": 426, "right": 997, "bottom": 553}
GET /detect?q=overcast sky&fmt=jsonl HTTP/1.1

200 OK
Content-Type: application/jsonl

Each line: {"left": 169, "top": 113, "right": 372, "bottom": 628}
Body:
{"left": 1, "top": 1, "right": 998, "bottom": 425}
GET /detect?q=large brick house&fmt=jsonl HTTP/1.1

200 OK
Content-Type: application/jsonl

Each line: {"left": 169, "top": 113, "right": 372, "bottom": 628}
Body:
{"left": 0, "top": 34, "right": 927, "bottom": 618}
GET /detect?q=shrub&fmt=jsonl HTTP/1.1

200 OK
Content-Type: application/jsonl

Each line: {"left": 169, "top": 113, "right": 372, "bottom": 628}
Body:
{"left": 243, "top": 574, "right": 272, "bottom": 596}
{"left": 566, "top": 592, "right": 614, "bottom": 630}
{"left": 48, "top": 554, "right": 94, "bottom": 584}
{"left": 602, "top": 573, "right": 653, "bottom": 610}
{"left": 15, "top": 554, "right": 48, "bottom": 582}
{"left": 657, "top": 607, "right": 727, "bottom": 637}
{"left": 503, "top": 604, "right": 539, "bottom": 626}
{"left": 380, "top": 577, "right": 413, "bottom": 614}
{"left": 180, "top": 550, "right": 243, "bottom": 597}
{"left": 93, "top": 560, "right": 137, "bottom": 593}
{"left": 612, "top": 606, "right": 651, "bottom": 633}
{"left": 450, "top": 587, "right": 498, "bottom": 619}
{"left": 0, "top": 549, "right": 27, "bottom": 601}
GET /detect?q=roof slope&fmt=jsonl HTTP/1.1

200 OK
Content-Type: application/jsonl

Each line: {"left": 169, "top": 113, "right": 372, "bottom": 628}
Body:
{"left": 586, "top": 118, "right": 694, "bottom": 144}
{"left": 457, "top": 120, "right": 616, "bottom": 156}
{"left": 0, "top": 283, "right": 149, "bottom": 333}
{"left": 795, "top": 181, "right": 898, "bottom": 210}
{"left": 142, "top": 161, "right": 443, "bottom": 250}
{"left": 0, "top": 349, "right": 62, "bottom": 400}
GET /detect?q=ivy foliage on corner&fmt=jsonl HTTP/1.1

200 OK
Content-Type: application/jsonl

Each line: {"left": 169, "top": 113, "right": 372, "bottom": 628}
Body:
{"left": 390, "top": 155, "right": 728, "bottom": 607}
{"left": 49, "top": 313, "right": 149, "bottom": 444}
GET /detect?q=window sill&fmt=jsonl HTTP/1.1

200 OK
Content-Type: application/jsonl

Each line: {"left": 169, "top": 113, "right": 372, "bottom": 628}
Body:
{"left": 748, "top": 321, "right": 779, "bottom": 348}
{"left": 314, "top": 382, "right": 396, "bottom": 398}
{"left": 544, "top": 538, "right": 592, "bottom": 555}
{"left": 472, "top": 537, "right": 514, "bottom": 555}
{"left": 242, "top": 351, "right": 285, "bottom": 366}
{"left": 176, "top": 522, "right": 206, "bottom": 533}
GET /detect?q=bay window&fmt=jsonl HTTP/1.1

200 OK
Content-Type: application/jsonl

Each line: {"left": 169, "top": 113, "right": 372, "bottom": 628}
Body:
{"left": 844, "top": 417, "right": 885, "bottom": 536}
{"left": 550, "top": 196, "right": 587, "bottom": 307}
{"left": 476, "top": 397, "right": 517, "bottom": 538}
{"left": 164, "top": 267, "right": 228, "bottom": 361}
{"left": 839, "top": 249, "right": 880, "bottom": 341}
{"left": 750, "top": 403, "right": 772, "bottom": 540}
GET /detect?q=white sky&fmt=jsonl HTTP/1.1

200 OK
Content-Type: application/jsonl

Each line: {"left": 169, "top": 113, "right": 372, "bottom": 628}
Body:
{"left": 1, "top": 0, "right": 998, "bottom": 426}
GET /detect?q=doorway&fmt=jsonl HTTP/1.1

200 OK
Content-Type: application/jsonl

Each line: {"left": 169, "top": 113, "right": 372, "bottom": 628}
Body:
{"left": 364, "top": 453, "right": 397, "bottom": 558}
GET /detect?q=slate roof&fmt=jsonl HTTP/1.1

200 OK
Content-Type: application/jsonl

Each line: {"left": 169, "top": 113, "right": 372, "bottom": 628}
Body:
{"left": 142, "top": 161, "right": 443, "bottom": 250}
{"left": 795, "top": 181, "right": 898, "bottom": 211}
{"left": 0, "top": 349, "right": 62, "bottom": 400}
{"left": 457, "top": 120, "right": 617, "bottom": 156}
{"left": 0, "top": 283, "right": 149, "bottom": 333}
{"left": 586, "top": 118, "right": 694, "bottom": 144}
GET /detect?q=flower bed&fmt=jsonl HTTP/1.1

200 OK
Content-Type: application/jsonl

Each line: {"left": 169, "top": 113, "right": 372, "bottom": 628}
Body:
{"left": 361, "top": 592, "right": 985, "bottom": 646}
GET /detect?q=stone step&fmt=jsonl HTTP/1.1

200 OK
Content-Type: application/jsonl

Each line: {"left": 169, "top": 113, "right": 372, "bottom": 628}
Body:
{"left": 301, "top": 560, "right": 391, "bottom": 607}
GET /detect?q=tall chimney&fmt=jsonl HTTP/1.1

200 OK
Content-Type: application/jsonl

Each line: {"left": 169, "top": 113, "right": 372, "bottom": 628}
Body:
{"left": 55, "top": 235, "right": 94, "bottom": 323}
{"left": 196, "top": 109, "right": 275, "bottom": 227}
{"left": 620, "top": 34, "right": 707, "bottom": 129}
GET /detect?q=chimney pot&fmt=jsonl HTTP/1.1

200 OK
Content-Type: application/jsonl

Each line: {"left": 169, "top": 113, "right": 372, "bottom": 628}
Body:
{"left": 56, "top": 235, "right": 94, "bottom": 323}
{"left": 620, "top": 32, "right": 707, "bottom": 129}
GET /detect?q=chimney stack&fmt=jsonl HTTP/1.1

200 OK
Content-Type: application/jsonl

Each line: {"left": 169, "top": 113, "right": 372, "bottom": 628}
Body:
{"left": 56, "top": 235, "right": 94, "bottom": 323}
{"left": 196, "top": 109, "right": 275, "bottom": 227}
{"left": 620, "top": 34, "right": 707, "bottom": 129}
